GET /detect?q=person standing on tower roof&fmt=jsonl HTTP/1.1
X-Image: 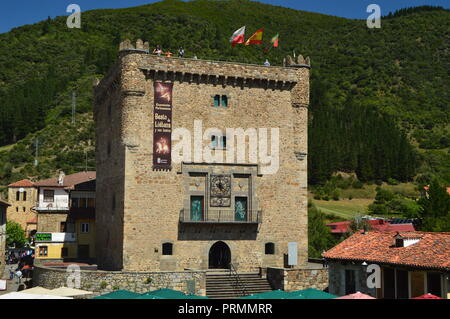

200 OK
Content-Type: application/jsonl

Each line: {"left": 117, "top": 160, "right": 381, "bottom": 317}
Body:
{"left": 178, "top": 47, "right": 185, "bottom": 58}
{"left": 153, "top": 45, "right": 162, "bottom": 56}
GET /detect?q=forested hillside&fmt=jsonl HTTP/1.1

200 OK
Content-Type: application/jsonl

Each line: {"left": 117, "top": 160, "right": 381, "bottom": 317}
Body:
{"left": 0, "top": 0, "right": 449, "bottom": 189}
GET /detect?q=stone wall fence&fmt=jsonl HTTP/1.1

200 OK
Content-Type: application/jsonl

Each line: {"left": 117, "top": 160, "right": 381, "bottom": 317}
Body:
{"left": 33, "top": 265, "right": 207, "bottom": 297}
{"left": 266, "top": 266, "right": 328, "bottom": 292}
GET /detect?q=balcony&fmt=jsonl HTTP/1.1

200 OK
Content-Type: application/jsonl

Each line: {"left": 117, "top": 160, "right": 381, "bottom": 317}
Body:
{"left": 34, "top": 202, "right": 69, "bottom": 212}
{"left": 179, "top": 209, "right": 262, "bottom": 224}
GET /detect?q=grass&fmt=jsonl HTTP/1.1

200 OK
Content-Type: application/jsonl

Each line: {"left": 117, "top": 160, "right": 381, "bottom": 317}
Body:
{"left": 339, "top": 183, "right": 418, "bottom": 199}
{"left": 312, "top": 199, "right": 373, "bottom": 219}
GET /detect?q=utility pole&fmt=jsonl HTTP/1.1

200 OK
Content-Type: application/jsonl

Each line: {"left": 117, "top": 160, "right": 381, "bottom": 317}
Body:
{"left": 34, "top": 138, "right": 39, "bottom": 166}
{"left": 72, "top": 91, "right": 77, "bottom": 125}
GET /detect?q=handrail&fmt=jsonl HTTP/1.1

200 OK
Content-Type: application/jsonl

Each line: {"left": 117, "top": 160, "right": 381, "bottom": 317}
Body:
{"left": 229, "top": 263, "right": 247, "bottom": 297}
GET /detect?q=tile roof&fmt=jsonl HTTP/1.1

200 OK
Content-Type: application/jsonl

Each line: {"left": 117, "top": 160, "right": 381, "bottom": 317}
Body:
{"left": 34, "top": 171, "right": 96, "bottom": 188}
{"left": 326, "top": 220, "right": 415, "bottom": 234}
{"left": 26, "top": 217, "right": 37, "bottom": 224}
{"left": 8, "top": 179, "right": 35, "bottom": 187}
{"left": 323, "top": 231, "right": 450, "bottom": 271}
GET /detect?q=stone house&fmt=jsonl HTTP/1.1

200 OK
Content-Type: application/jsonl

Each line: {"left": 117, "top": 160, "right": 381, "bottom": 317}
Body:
{"left": 94, "top": 39, "right": 310, "bottom": 272}
{"left": 34, "top": 171, "right": 96, "bottom": 262}
{"left": 323, "top": 231, "right": 450, "bottom": 299}
{"left": 7, "top": 179, "right": 38, "bottom": 238}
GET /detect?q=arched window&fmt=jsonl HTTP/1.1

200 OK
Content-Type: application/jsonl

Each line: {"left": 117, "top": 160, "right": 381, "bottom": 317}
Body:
{"left": 162, "top": 243, "right": 173, "bottom": 255}
{"left": 16, "top": 191, "right": 20, "bottom": 201}
{"left": 23, "top": 191, "right": 27, "bottom": 201}
{"left": 265, "top": 242, "right": 275, "bottom": 255}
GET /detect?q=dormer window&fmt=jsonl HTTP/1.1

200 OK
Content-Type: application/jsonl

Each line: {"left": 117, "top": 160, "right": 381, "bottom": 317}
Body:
{"left": 395, "top": 238, "right": 404, "bottom": 247}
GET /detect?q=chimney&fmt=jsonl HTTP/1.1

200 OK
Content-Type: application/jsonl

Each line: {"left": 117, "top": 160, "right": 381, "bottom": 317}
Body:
{"left": 58, "top": 171, "right": 65, "bottom": 185}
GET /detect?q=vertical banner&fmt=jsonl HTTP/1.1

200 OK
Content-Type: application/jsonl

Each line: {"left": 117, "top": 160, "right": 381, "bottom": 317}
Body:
{"left": 153, "top": 82, "right": 173, "bottom": 170}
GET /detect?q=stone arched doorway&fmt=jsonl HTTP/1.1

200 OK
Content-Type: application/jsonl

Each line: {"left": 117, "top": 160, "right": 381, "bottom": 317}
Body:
{"left": 208, "top": 241, "right": 231, "bottom": 269}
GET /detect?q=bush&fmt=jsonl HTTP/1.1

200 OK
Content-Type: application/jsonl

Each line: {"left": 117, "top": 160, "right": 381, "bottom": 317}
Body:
{"left": 387, "top": 178, "right": 400, "bottom": 185}
{"left": 352, "top": 181, "right": 364, "bottom": 189}
{"left": 332, "top": 189, "right": 340, "bottom": 201}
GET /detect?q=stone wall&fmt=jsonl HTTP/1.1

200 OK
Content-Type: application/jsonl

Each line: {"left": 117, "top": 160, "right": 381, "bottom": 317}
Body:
{"left": 327, "top": 261, "right": 376, "bottom": 297}
{"left": 33, "top": 265, "right": 207, "bottom": 297}
{"left": 266, "top": 266, "right": 328, "bottom": 292}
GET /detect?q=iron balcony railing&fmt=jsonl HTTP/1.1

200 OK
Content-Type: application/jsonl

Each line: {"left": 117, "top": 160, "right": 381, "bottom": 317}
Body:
{"left": 179, "top": 209, "right": 262, "bottom": 224}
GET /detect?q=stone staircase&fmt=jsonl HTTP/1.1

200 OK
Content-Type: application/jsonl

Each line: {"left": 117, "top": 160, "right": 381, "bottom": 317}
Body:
{"left": 206, "top": 271, "right": 273, "bottom": 299}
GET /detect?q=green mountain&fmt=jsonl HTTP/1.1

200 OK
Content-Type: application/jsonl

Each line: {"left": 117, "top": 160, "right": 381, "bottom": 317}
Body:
{"left": 0, "top": 0, "right": 449, "bottom": 191}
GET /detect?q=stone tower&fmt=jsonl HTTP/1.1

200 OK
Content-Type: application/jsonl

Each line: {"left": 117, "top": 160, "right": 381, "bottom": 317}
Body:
{"left": 94, "top": 40, "right": 310, "bottom": 272}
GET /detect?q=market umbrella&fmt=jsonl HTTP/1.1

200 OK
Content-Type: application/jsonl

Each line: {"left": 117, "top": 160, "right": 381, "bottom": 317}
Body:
{"left": 239, "top": 290, "right": 292, "bottom": 299}
{"left": 289, "top": 288, "right": 337, "bottom": 299}
{"left": 336, "top": 292, "right": 376, "bottom": 299}
{"left": 411, "top": 293, "right": 443, "bottom": 299}
{"left": 50, "top": 287, "right": 93, "bottom": 297}
{"left": 18, "top": 287, "right": 53, "bottom": 295}
{"left": 0, "top": 292, "right": 72, "bottom": 299}
{"left": 93, "top": 290, "right": 141, "bottom": 299}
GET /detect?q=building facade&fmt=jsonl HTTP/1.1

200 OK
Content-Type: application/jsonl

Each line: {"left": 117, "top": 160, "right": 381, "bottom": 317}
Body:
{"left": 0, "top": 200, "right": 10, "bottom": 275}
{"left": 34, "top": 172, "right": 96, "bottom": 262}
{"left": 6, "top": 179, "right": 38, "bottom": 238}
{"left": 94, "top": 39, "right": 310, "bottom": 272}
{"left": 324, "top": 231, "right": 450, "bottom": 299}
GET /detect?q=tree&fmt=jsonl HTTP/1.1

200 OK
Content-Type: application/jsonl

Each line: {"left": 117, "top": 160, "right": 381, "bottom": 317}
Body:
{"left": 6, "top": 221, "right": 26, "bottom": 248}
{"left": 308, "top": 204, "right": 336, "bottom": 258}
{"left": 417, "top": 180, "right": 450, "bottom": 231}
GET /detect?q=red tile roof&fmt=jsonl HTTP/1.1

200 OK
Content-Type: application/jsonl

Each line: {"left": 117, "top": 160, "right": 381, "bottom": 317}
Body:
{"left": 26, "top": 217, "right": 37, "bottom": 224}
{"left": 34, "top": 171, "right": 96, "bottom": 188}
{"left": 323, "top": 231, "right": 450, "bottom": 271}
{"left": 326, "top": 220, "right": 415, "bottom": 234}
{"left": 8, "top": 179, "right": 35, "bottom": 187}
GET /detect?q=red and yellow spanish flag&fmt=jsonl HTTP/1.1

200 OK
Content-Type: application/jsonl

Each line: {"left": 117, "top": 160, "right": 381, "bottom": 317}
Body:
{"left": 245, "top": 28, "right": 264, "bottom": 45}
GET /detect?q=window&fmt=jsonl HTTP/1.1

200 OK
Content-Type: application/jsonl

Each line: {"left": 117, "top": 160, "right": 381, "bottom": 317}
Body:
{"left": 235, "top": 197, "right": 248, "bottom": 221}
{"left": 211, "top": 135, "right": 226, "bottom": 150}
{"left": 61, "top": 247, "right": 68, "bottom": 258}
{"left": 221, "top": 95, "right": 228, "bottom": 107}
{"left": 265, "top": 243, "right": 275, "bottom": 255}
{"left": 396, "top": 269, "right": 409, "bottom": 299}
{"left": 190, "top": 196, "right": 204, "bottom": 221}
{"left": 213, "top": 95, "right": 228, "bottom": 107}
{"left": 60, "top": 222, "right": 67, "bottom": 233}
{"left": 23, "top": 191, "right": 27, "bottom": 201}
{"left": 345, "top": 269, "right": 356, "bottom": 295}
{"left": 22, "top": 207, "right": 25, "bottom": 212}
{"left": 16, "top": 207, "right": 18, "bottom": 212}
{"left": 81, "top": 223, "right": 89, "bottom": 233}
{"left": 43, "top": 190, "right": 54, "bottom": 202}
{"left": 162, "top": 243, "right": 173, "bottom": 255}
{"left": 39, "top": 246, "right": 48, "bottom": 257}
{"left": 16, "top": 191, "right": 20, "bottom": 201}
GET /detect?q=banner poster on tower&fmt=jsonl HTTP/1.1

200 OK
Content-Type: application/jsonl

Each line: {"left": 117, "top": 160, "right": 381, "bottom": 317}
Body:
{"left": 152, "top": 82, "right": 173, "bottom": 171}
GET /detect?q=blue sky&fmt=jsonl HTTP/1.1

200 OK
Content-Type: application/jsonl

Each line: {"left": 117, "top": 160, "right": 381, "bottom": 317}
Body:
{"left": 0, "top": 0, "right": 448, "bottom": 34}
